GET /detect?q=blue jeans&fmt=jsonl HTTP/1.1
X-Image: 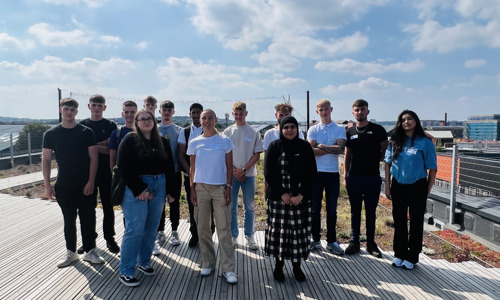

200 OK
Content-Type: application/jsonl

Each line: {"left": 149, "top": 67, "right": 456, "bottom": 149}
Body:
{"left": 230, "top": 176, "right": 256, "bottom": 238}
{"left": 311, "top": 172, "right": 340, "bottom": 244}
{"left": 120, "top": 174, "right": 166, "bottom": 276}
{"left": 345, "top": 174, "right": 382, "bottom": 242}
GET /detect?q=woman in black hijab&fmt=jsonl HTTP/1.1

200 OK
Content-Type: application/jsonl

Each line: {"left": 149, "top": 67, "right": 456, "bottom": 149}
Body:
{"left": 264, "top": 116, "right": 317, "bottom": 282}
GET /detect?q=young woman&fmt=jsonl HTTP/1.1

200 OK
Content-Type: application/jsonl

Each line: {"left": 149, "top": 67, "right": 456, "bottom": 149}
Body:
{"left": 117, "top": 109, "right": 176, "bottom": 286}
{"left": 264, "top": 116, "right": 317, "bottom": 282}
{"left": 187, "top": 109, "right": 237, "bottom": 284}
{"left": 384, "top": 110, "right": 437, "bottom": 270}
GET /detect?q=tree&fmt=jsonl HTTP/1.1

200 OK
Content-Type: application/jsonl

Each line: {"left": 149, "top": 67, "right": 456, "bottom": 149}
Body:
{"left": 14, "top": 123, "right": 51, "bottom": 153}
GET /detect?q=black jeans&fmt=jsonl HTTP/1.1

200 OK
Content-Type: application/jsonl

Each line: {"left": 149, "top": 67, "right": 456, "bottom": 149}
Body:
{"left": 391, "top": 177, "right": 428, "bottom": 264}
{"left": 346, "top": 174, "right": 382, "bottom": 242}
{"left": 55, "top": 184, "right": 97, "bottom": 252}
{"left": 158, "top": 172, "right": 182, "bottom": 232}
{"left": 311, "top": 172, "right": 340, "bottom": 244}
{"left": 95, "top": 168, "right": 114, "bottom": 241}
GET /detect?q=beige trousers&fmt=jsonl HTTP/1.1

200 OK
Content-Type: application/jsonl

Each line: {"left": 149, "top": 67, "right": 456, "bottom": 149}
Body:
{"left": 194, "top": 183, "right": 235, "bottom": 272}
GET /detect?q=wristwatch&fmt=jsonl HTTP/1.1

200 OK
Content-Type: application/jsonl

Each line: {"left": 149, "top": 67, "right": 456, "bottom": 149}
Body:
{"left": 242, "top": 167, "right": 247, "bottom": 172}
{"left": 226, "top": 184, "right": 232, "bottom": 188}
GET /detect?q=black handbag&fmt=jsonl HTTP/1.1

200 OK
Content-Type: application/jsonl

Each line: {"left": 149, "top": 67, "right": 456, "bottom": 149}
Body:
{"left": 110, "top": 165, "right": 125, "bottom": 206}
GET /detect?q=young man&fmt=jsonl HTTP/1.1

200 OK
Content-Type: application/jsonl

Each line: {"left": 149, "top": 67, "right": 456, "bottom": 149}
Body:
{"left": 344, "top": 99, "right": 388, "bottom": 258}
{"left": 154, "top": 100, "right": 182, "bottom": 255}
{"left": 79, "top": 94, "right": 119, "bottom": 254}
{"left": 223, "top": 102, "right": 264, "bottom": 249}
{"left": 144, "top": 96, "right": 158, "bottom": 116}
{"left": 178, "top": 103, "right": 215, "bottom": 247}
{"left": 108, "top": 100, "right": 137, "bottom": 171}
{"left": 42, "top": 98, "right": 104, "bottom": 267}
{"left": 307, "top": 99, "right": 346, "bottom": 255}
{"left": 263, "top": 103, "right": 304, "bottom": 151}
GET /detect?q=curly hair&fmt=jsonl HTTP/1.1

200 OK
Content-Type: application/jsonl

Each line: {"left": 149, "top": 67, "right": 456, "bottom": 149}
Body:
{"left": 390, "top": 110, "right": 427, "bottom": 160}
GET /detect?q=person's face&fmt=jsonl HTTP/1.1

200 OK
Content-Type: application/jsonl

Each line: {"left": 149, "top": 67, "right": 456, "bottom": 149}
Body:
{"left": 282, "top": 123, "right": 298, "bottom": 140}
{"left": 232, "top": 109, "right": 247, "bottom": 123}
{"left": 201, "top": 111, "right": 217, "bottom": 130}
{"left": 161, "top": 107, "right": 175, "bottom": 121}
{"left": 190, "top": 108, "right": 202, "bottom": 126}
{"left": 352, "top": 105, "right": 369, "bottom": 122}
{"left": 88, "top": 101, "right": 106, "bottom": 115}
{"left": 144, "top": 102, "right": 157, "bottom": 114}
{"left": 275, "top": 110, "right": 291, "bottom": 124}
{"left": 60, "top": 105, "right": 78, "bottom": 121}
{"left": 136, "top": 112, "right": 155, "bottom": 132}
{"left": 316, "top": 104, "right": 332, "bottom": 119}
{"left": 401, "top": 113, "right": 416, "bottom": 132}
{"left": 122, "top": 106, "right": 137, "bottom": 124}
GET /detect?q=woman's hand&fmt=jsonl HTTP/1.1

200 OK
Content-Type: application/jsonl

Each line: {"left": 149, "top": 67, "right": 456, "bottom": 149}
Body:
{"left": 290, "top": 194, "right": 304, "bottom": 206}
{"left": 385, "top": 185, "right": 392, "bottom": 200}
{"left": 166, "top": 194, "right": 175, "bottom": 204}
{"left": 281, "top": 193, "right": 291, "bottom": 205}
{"left": 137, "top": 189, "right": 153, "bottom": 201}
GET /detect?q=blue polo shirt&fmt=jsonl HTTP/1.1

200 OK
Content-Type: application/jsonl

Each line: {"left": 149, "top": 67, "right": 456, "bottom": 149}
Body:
{"left": 384, "top": 136, "right": 437, "bottom": 184}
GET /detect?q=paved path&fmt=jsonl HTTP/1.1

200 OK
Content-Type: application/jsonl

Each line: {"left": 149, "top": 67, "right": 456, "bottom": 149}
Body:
{"left": 0, "top": 169, "right": 57, "bottom": 192}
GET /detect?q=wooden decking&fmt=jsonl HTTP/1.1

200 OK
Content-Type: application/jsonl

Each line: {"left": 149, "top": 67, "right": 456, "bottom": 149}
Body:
{"left": 1, "top": 194, "right": 499, "bottom": 300}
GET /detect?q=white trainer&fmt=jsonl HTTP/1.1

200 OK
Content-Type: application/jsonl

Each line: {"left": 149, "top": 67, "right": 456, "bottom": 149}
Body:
{"left": 170, "top": 231, "right": 181, "bottom": 246}
{"left": 152, "top": 240, "right": 161, "bottom": 256}
{"left": 223, "top": 272, "right": 238, "bottom": 284}
{"left": 200, "top": 268, "right": 214, "bottom": 277}
{"left": 245, "top": 235, "right": 258, "bottom": 250}
{"left": 57, "top": 250, "right": 79, "bottom": 268}
{"left": 156, "top": 231, "right": 167, "bottom": 244}
{"left": 83, "top": 248, "right": 105, "bottom": 264}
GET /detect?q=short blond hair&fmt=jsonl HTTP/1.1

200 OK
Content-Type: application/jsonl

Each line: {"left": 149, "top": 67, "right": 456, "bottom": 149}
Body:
{"left": 232, "top": 101, "right": 246, "bottom": 111}
{"left": 316, "top": 99, "right": 331, "bottom": 108}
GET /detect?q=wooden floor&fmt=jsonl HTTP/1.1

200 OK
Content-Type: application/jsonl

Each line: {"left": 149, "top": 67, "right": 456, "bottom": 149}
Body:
{"left": 1, "top": 194, "right": 499, "bottom": 300}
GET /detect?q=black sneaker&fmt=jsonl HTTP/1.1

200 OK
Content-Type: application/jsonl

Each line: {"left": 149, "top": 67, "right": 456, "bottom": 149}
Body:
{"left": 188, "top": 236, "right": 198, "bottom": 248}
{"left": 77, "top": 246, "right": 85, "bottom": 254}
{"left": 137, "top": 265, "right": 155, "bottom": 276}
{"left": 107, "top": 240, "right": 120, "bottom": 254}
{"left": 119, "top": 274, "right": 140, "bottom": 287}
{"left": 367, "top": 241, "right": 382, "bottom": 258}
{"left": 344, "top": 241, "right": 360, "bottom": 255}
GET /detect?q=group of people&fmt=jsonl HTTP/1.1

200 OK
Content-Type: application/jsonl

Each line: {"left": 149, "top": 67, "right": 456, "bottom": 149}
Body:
{"left": 42, "top": 95, "right": 437, "bottom": 287}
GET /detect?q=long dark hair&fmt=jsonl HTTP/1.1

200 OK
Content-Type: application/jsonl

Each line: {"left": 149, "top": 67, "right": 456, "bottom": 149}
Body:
{"left": 390, "top": 110, "right": 426, "bottom": 160}
{"left": 133, "top": 109, "right": 166, "bottom": 159}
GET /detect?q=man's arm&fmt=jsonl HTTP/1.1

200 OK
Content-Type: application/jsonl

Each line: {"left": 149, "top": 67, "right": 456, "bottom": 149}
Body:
{"left": 84, "top": 145, "right": 98, "bottom": 196}
{"left": 96, "top": 140, "right": 110, "bottom": 155}
{"left": 179, "top": 143, "right": 189, "bottom": 174}
{"left": 309, "top": 139, "right": 346, "bottom": 155}
{"left": 109, "top": 149, "right": 117, "bottom": 172}
{"left": 42, "top": 148, "right": 55, "bottom": 200}
{"left": 233, "top": 152, "right": 261, "bottom": 181}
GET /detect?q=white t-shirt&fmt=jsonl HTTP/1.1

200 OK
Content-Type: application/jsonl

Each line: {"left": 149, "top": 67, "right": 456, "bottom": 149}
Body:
{"left": 263, "top": 127, "right": 305, "bottom": 150}
{"left": 222, "top": 123, "right": 264, "bottom": 177}
{"left": 187, "top": 134, "right": 235, "bottom": 185}
{"left": 307, "top": 121, "right": 346, "bottom": 173}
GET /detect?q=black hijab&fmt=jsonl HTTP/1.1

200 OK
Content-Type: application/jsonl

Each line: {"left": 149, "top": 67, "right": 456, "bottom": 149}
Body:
{"left": 279, "top": 116, "right": 302, "bottom": 155}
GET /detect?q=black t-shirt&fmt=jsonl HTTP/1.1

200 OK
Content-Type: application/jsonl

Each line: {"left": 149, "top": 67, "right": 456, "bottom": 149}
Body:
{"left": 79, "top": 118, "right": 117, "bottom": 172}
{"left": 42, "top": 124, "right": 97, "bottom": 188}
{"left": 345, "top": 122, "right": 387, "bottom": 176}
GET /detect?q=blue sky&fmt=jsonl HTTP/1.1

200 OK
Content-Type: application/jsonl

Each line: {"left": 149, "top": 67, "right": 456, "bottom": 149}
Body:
{"left": 1, "top": 0, "right": 499, "bottom": 123}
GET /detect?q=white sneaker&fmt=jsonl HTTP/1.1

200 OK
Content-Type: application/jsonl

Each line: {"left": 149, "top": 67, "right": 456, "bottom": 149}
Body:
{"left": 156, "top": 231, "right": 167, "bottom": 244}
{"left": 83, "top": 248, "right": 105, "bottom": 264}
{"left": 170, "top": 231, "right": 181, "bottom": 246}
{"left": 152, "top": 240, "right": 161, "bottom": 256}
{"left": 392, "top": 258, "right": 403, "bottom": 267}
{"left": 232, "top": 236, "right": 238, "bottom": 247}
{"left": 200, "top": 267, "right": 214, "bottom": 277}
{"left": 401, "top": 260, "right": 414, "bottom": 270}
{"left": 245, "top": 235, "right": 258, "bottom": 250}
{"left": 223, "top": 272, "right": 238, "bottom": 284}
{"left": 57, "top": 250, "right": 79, "bottom": 268}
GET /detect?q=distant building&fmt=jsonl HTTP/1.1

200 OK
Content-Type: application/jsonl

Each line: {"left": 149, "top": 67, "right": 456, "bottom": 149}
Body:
{"left": 466, "top": 114, "right": 500, "bottom": 141}
{"left": 426, "top": 126, "right": 465, "bottom": 139}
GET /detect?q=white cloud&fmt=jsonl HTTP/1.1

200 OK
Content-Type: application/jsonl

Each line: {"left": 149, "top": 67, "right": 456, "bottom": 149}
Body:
{"left": 135, "top": 41, "right": 149, "bottom": 50}
{"left": 160, "top": 0, "right": 180, "bottom": 5}
{"left": 413, "top": 0, "right": 454, "bottom": 19}
{"left": 315, "top": 58, "right": 424, "bottom": 75}
{"left": 156, "top": 57, "right": 256, "bottom": 92}
{"left": 320, "top": 77, "right": 401, "bottom": 94}
{"left": 271, "top": 74, "right": 307, "bottom": 88}
{"left": 0, "top": 55, "right": 135, "bottom": 84}
{"left": 28, "top": 23, "right": 93, "bottom": 46}
{"left": 464, "top": 59, "right": 486, "bottom": 68}
{"left": 41, "top": 0, "right": 109, "bottom": 8}
{"left": 0, "top": 33, "right": 35, "bottom": 51}
{"left": 99, "top": 35, "right": 120, "bottom": 43}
